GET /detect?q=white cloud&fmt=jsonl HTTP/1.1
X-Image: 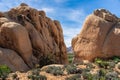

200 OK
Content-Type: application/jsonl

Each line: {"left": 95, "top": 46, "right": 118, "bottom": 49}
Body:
{"left": 40, "top": 7, "right": 55, "bottom": 13}
{"left": 60, "top": 9, "right": 86, "bottom": 47}
{"left": 65, "top": 9, "right": 86, "bottom": 24}
{"left": 63, "top": 26, "right": 82, "bottom": 47}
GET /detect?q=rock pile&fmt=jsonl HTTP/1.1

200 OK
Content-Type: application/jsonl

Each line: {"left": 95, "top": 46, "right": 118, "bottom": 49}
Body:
{"left": 0, "top": 3, "right": 68, "bottom": 71}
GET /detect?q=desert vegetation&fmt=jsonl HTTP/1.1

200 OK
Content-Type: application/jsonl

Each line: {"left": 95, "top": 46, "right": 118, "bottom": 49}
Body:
{"left": 2, "top": 44, "right": 120, "bottom": 79}
{"left": 0, "top": 65, "right": 11, "bottom": 80}
{"left": 67, "top": 53, "right": 74, "bottom": 63}
{"left": 1, "top": 54, "right": 120, "bottom": 80}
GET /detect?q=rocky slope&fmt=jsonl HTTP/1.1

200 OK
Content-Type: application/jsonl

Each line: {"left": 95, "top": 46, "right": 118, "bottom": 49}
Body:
{"left": 72, "top": 9, "right": 120, "bottom": 62}
{"left": 0, "top": 3, "right": 68, "bottom": 71}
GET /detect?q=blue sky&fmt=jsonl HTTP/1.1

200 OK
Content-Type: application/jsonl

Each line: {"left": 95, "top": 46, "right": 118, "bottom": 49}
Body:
{"left": 0, "top": 0, "right": 120, "bottom": 47}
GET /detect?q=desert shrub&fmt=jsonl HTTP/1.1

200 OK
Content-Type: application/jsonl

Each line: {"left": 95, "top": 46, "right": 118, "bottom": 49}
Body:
{"left": 28, "top": 69, "right": 47, "bottom": 80}
{"left": 28, "top": 74, "right": 47, "bottom": 80}
{"left": 32, "top": 69, "right": 40, "bottom": 75}
{"left": 46, "top": 66, "right": 63, "bottom": 76}
{"left": 68, "top": 53, "right": 74, "bottom": 63}
{"left": 82, "top": 71, "right": 106, "bottom": 80}
{"left": 82, "top": 68, "right": 109, "bottom": 80}
{"left": 108, "top": 62, "right": 116, "bottom": 68}
{"left": 82, "top": 72, "right": 93, "bottom": 80}
{"left": 95, "top": 58, "right": 110, "bottom": 68}
{"left": 65, "top": 74, "right": 81, "bottom": 80}
{"left": 64, "top": 64, "right": 78, "bottom": 74}
{"left": 105, "top": 71, "right": 119, "bottom": 80}
{"left": 86, "top": 63, "right": 94, "bottom": 69}
{"left": 92, "top": 69, "right": 120, "bottom": 80}
{"left": 0, "top": 65, "right": 11, "bottom": 79}
{"left": 98, "top": 69, "right": 107, "bottom": 77}
{"left": 39, "top": 54, "right": 56, "bottom": 68}
{"left": 112, "top": 56, "right": 120, "bottom": 63}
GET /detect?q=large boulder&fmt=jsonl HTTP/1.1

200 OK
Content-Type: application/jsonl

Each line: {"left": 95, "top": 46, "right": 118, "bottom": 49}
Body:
{"left": 0, "top": 21, "right": 33, "bottom": 68}
{"left": 72, "top": 9, "right": 120, "bottom": 62}
{"left": 0, "top": 47, "right": 29, "bottom": 72}
{"left": 0, "top": 3, "right": 68, "bottom": 71}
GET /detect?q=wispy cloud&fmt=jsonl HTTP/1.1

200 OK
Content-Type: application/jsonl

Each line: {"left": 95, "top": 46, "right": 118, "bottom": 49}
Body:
{"left": 40, "top": 7, "right": 55, "bottom": 13}
{"left": 66, "top": 9, "right": 86, "bottom": 23}
{"left": 59, "top": 9, "right": 86, "bottom": 47}
{"left": 63, "top": 26, "right": 81, "bottom": 47}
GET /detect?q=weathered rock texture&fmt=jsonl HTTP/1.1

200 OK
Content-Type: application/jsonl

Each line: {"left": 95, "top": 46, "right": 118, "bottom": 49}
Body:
{"left": 72, "top": 9, "right": 120, "bottom": 62}
{"left": 0, "top": 3, "right": 68, "bottom": 71}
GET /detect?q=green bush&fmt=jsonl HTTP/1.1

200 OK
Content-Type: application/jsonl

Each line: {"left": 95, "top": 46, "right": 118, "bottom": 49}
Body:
{"left": 66, "top": 74, "right": 81, "bottom": 80}
{"left": 95, "top": 58, "right": 110, "bottom": 68}
{"left": 112, "top": 56, "right": 120, "bottom": 63}
{"left": 64, "top": 64, "right": 78, "bottom": 74}
{"left": 86, "top": 63, "right": 94, "bottom": 69}
{"left": 28, "top": 69, "right": 47, "bottom": 80}
{"left": 82, "top": 72, "right": 95, "bottom": 80}
{"left": 28, "top": 74, "right": 47, "bottom": 80}
{"left": 46, "top": 66, "right": 63, "bottom": 76}
{"left": 105, "top": 72, "right": 119, "bottom": 80}
{"left": 0, "top": 65, "right": 11, "bottom": 79}
{"left": 67, "top": 54, "right": 74, "bottom": 63}
{"left": 98, "top": 69, "right": 107, "bottom": 77}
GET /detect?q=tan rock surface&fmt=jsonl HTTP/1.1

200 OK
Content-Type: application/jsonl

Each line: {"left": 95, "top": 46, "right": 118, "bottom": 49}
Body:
{"left": 0, "top": 3, "right": 68, "bottom": 71}
{"left": 0, "top": 22, "right": 33, "bottom": 68}
{"left": 72, "top": 9, "right": 120, "bottom": 62}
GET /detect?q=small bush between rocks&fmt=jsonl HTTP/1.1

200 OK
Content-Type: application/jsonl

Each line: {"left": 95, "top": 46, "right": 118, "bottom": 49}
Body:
{"left": 39, "top": 54, "right": 56, "bottom": 68}
{"left": 95, "top": 58, "right": 110, "bottom": 68}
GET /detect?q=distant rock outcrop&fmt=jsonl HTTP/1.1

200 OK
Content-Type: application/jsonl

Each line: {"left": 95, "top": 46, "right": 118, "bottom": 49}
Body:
{"left": 0, "top": 3, "right": 68, "bottom": 71}
{"left": 72, "top": 9, "right": 120, "bottom": 62}
{"left": 67, "top": 46, "right": 73, "bottom": 53}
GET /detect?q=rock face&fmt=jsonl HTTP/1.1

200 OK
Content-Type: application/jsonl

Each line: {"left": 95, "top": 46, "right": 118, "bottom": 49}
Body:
{"left": 72, "top": 9, "right": 120, "bottom": 62}
{"left": 0, "top": 3, "right": 68, "bottom": 71}
{"left": 0, "top": 48, "right": 29, "bottom": 72}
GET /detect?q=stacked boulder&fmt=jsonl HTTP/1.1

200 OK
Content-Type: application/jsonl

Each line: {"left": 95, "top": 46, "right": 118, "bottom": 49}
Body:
{"left": 0, "top": 3, "right": 68, "bottom": 71}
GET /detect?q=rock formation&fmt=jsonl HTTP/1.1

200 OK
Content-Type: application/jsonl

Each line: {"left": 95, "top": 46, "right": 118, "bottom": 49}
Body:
{"left": 72, "top": 9, "right": 120, "bottom": 62}
{"left": 0, "top": 3, "right": 68, "bottom": 71}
